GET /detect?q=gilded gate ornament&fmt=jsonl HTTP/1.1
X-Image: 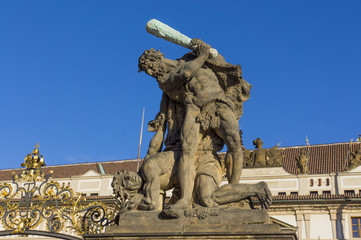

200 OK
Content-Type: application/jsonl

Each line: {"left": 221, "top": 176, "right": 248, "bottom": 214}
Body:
{"left": 0, "top": 144, "right": 113, "bottom": 237}
{"left": 17, "top": 143, "right": 47, "bottom": 181}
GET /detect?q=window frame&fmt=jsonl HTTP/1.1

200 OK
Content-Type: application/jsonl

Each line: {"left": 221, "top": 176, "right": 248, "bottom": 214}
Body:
{"left": 350, "top": 216, "right": 361, "bottom": 239}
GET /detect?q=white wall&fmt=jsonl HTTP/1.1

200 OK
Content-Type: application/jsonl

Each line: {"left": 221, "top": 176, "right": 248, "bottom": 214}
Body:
{"left": 310, "top": 214, "right": 333, "bottom": 239}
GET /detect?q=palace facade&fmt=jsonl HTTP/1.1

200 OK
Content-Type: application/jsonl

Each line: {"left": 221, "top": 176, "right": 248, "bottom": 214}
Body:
{"left": 0, "top": 141, "right": 360, "bottom": 240}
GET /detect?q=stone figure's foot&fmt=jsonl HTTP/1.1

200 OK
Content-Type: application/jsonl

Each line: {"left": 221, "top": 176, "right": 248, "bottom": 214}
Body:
{"left": 142, "top": 197, "right": 157, "bottom": 210}
{"left": 160, "top": 199, "right": 192, "bottom": 218}
{"left": 169, "top": 199, "right": 191, "bottom": 211}
{"left": 255, "top": 181, "right": 273, "bottom": 209}
{"left": 160, "top": 199, "right": 191, "bottom": 218}
{"left": 161, "top": 208, "right": 182, "bottom": 219}
{"left": 138, "top": 202, "right": 156, "bottom": 211}
{"left": 143, "top": 196, "right": 152, "bottom": 205}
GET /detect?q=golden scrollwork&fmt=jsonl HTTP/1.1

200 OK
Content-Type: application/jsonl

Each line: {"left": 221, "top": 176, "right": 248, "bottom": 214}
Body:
{"left": 0, "top": 144, "right": 114, "bottom": 236}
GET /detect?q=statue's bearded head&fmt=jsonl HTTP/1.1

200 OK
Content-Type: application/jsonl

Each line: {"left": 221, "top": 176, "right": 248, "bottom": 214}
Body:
{"left": 112, "top": 170, "right": 142, "bottom": 202}
{"left": 138, "top": 49, "right": 166, "bottom": 79}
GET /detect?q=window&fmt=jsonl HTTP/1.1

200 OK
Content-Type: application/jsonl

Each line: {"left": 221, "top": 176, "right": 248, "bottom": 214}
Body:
{"left": 290, "top": 192, "right": 298, "bottom": 196}
{"left": 352, "top": 217, "right": 361, "bottom": 238}
{"left": 278, "top": 192, "right": 286, "bottom": 196}
{"left": 322, "top": 191, "right": 331, "bottom": 195}
{"left": 90, "top": 193, "right": 99, "bottom": 196}
{"left": 310, "top": 191, "right": 318, "bottom": 196}
{"left": 345, "top": 190, "right": 355, "bottom": 196}
{"left": 318, "top": 178, "right": 322, "bottom": 186}
{"left": 309, "top": 179, "right": 314, "bottom": 187}
{"left": 326, "top": 178, "right": 330, "bottom": 186}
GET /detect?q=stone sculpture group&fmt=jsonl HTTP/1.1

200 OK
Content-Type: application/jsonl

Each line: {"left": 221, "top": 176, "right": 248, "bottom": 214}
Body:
{"left": 112, "top": 36, "right": 273, "bottom": 219}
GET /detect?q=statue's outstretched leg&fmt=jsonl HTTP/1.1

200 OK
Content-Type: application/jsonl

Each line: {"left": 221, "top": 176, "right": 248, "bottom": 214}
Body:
{"left": 213, "top": 181, "right": 272, "bottom": 209}
{"left": 215, "top": 108, "right": 243, "bottom": 184}
{"left": 170, "top": 104, "right": 201, "bottom": 210}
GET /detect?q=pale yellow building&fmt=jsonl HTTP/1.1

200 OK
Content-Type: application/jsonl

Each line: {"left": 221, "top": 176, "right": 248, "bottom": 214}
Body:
{"left": 1, "top": 141, "right": 360, "bottom": 239}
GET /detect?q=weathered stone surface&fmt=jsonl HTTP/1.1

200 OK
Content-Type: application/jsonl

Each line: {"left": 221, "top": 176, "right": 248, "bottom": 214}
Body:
{"left": 84, "top": 209, "right": 297, "bottom": 240}
{"left": 84, "top": 233, "right": 296, "bottom": 240}
{"left": 109, "top": 209, "right": 271, "bottom": 233}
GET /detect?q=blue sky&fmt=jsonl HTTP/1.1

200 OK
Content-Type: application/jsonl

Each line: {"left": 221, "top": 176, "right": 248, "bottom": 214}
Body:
{"left": 1, "top": 1, "right": 360, "bottom": 169}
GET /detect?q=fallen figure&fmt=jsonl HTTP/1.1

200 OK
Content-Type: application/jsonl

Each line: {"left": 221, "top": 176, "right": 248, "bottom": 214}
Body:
{"left": 112, "top": 147, "right": 272, "bottom": 218}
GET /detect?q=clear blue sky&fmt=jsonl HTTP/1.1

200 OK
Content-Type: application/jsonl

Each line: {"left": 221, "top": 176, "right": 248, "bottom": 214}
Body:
{"left": 1, "top": 1, "right": 360, "bottom": 169}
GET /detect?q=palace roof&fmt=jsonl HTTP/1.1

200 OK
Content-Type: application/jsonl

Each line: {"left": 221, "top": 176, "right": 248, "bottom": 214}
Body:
{"left": 0, "top": 142, "right": 360, "bottom": 181}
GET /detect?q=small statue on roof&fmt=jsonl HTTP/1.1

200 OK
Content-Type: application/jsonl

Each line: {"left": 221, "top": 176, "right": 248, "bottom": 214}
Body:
{"left": 295, "top": 149, "right": 309, "bottom": 174}
{"left": 345, "top": 149, "right": 361, "bottom": 171}
{"left": 242, "top": 138, "right": 283, "bottom": 167}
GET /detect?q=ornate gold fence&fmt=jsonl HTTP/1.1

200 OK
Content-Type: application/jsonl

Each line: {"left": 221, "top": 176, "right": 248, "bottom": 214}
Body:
{"left": 0, "top": 144, "right": 114, "bottom": 239}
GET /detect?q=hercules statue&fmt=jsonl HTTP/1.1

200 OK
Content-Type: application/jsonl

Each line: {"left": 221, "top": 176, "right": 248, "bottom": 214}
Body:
{"left": 112, "top": 20, "right": 272, "bottom": 218}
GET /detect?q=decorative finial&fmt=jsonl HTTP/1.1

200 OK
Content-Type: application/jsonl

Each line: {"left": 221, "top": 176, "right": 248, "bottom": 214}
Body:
{"left": 18, "top": 143, "right": 46, "bottom": 181}
{"left": 33, "top": 143, "right": 40, "bottom": 154}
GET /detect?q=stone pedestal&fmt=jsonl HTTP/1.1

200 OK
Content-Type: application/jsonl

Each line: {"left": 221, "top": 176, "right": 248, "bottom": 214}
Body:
{"left": 83, "top": 209, "right": 297, "bottom": 240}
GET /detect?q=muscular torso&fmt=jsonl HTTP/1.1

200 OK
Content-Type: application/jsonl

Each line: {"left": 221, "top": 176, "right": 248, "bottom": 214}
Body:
{"left": 159, "top": 66, "right": 225, "bottom": 108}
{"left": 186, "top": 68, "right": 225, "bottom": 107}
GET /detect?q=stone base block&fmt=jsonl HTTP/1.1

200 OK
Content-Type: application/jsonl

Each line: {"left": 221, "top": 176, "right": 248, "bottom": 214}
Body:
{"left": 83, "top": 209, "right": 297, "bottom": 240}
